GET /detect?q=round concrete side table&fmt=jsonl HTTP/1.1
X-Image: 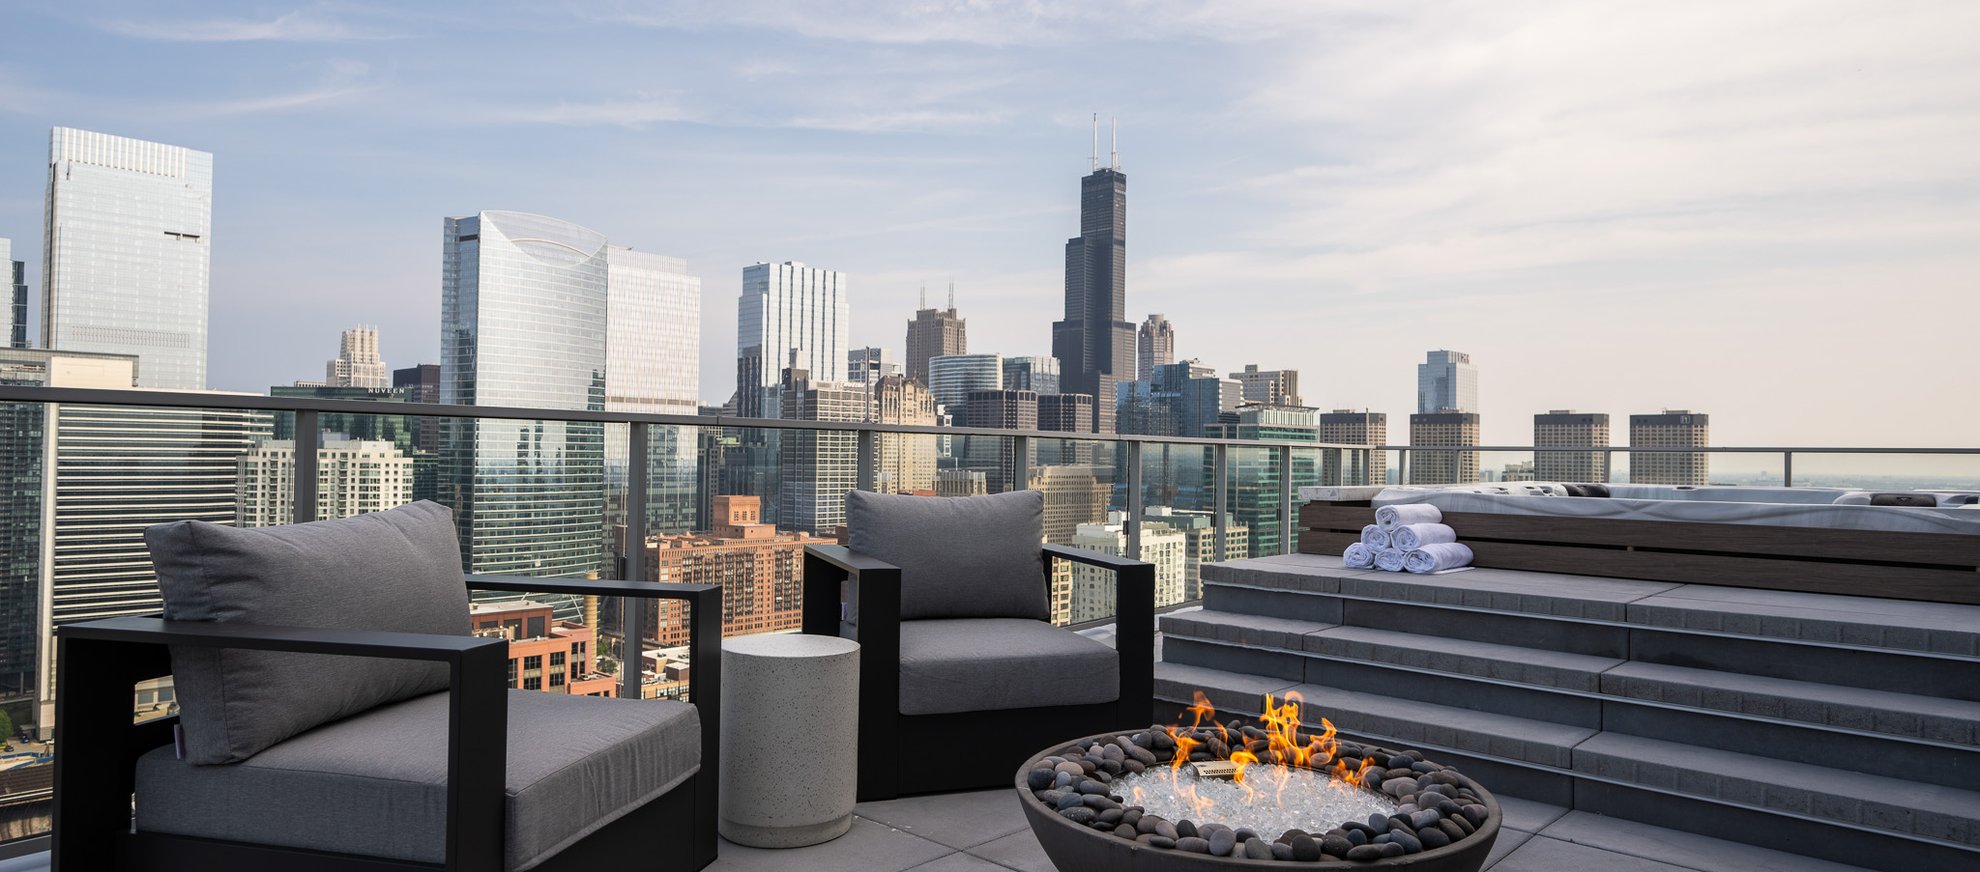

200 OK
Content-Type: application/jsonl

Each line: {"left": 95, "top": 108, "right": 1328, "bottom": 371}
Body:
{"left": 718, "top": 633, "right": 861, "bottom": 848}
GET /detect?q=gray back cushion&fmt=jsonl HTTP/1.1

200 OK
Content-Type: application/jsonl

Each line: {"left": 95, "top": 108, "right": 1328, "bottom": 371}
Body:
{"left": 845, "top": 489, "right": 1048, "bottom": 620}
{"left": 145, "top": 500, "right": 469, "bottom": 765}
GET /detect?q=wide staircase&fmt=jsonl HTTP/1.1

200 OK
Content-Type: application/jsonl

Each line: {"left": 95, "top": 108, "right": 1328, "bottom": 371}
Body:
{"left": 1154, "top": 553, "right": 1980, "bottom": 871}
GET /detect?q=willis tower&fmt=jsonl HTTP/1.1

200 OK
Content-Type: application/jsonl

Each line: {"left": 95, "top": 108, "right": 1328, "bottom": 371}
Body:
{"left": 1052, "top": 115, "right": 1132, "bottom": 434}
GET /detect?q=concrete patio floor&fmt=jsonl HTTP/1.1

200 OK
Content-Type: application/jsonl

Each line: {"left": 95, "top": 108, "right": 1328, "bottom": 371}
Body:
{"left": 704, "top": 788, "right": 1876, "bottom": 872}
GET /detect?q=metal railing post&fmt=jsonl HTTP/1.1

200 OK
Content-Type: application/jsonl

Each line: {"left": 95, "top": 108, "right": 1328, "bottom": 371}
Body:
{"left": 1603, "top": 448, "right": 1614, "bottom": 483}
{"left": 293, "top": 409, "right": 319, "bottom": 524}
{"left": 1125, "top": 441, "right": 1143, "bottom": 560}
{"left": 1783, "top": 451, "right": 1794, "bottom": 487}
{"left": 1011, "top": 434, "right": 1031, "bottom": 494}
{"left": 622, "top": 421, "right": 650, "bottom": 701}
{"left": 855, "top": 429, "right": 875, "bottom": 492}
{"left": 1397, "top": 448, "right": 1409, "bottom": 486}
{"left": 1277, "top": 445, "right": 1294, "bottom": 556}
{"left": 1212, "top": 443, "right": 1229, "bottom": 563}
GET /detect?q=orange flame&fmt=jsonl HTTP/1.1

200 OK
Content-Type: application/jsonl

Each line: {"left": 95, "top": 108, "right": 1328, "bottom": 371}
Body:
{"left": 1146, "top": 688, "right": 1377, "bottom": 822}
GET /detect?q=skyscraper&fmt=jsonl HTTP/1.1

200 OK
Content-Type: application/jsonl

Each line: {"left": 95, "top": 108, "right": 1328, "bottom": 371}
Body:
{"left": 962, "top": 388, "right": 1039, "bottom": 492}
{"left": 1408, "top": 412, "right": 1482, "bottom": 484}
{"left": 393, "top": 364, "right": 441, "bottom": 452}
{"left": 42, "top": 128, "right": 213, "bottom": 389}
{"left": 926, "top": 353, "right": 1003, "bottom": 412}
{"left": 324, "top": 326, "right": 389, "bottom": 388}
{"left": 1136, "top": 314, "right": 1174, "bottom": 382}
{"left": 1116, "top": 361, "right": 1240, "bottom": 438}
{"left": 776, "top": 364, "right": 868, "bottom": 535}
{"left": 1071, "top": 513, "right": 1185, "bottom": 620}
{"left": 1206, "top": 405, "right": 1320, "bottom": 557}
{"left": 1319, "top": 410, "right": 1388, "bottom": 486}
{"left": 905, "top": 287, "right": 966, "bottom": 387}
{"left": 440, "top": 211, "right": 609, "bottom": 593}
{"left": 1002, "top": 355, "right": 1061, "bottom": 395}
{"left": 237, "top": 438, "right": 414, "bottom": 528}
{"left": 1232, "top": 364, "right": 1302, "bottom": 407}
{"left": 847, "top": 347, "right": 901, "bottom": 387}
{"left": 4, "top": 238, "right": 24, "bottom": 348}
{"left": 604, "top": 246, "right": 702, "bottom": 536}
{"left": 871, "top": 374, "right": 937, "bottom": 494}
{"left": 1053, "top": 119, "right": 1132, "bottom": 434}
{"left": 1535, "top": 411, "right": 1610, "bottom": 482}
{"left": 1417, "top": 350, "right": 1478, "bottom": 414}
{"left": 1630, "top": 411, "right": 1710, "bottom": 485}
{"left": 738, "top": 261, "right": 847, "bottom": 417}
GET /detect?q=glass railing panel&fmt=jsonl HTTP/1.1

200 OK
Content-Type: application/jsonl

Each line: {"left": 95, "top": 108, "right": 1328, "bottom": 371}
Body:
{"left": 1029, "top": 437, "right": 1123, "bottom": 626}
{"left": 1138, "top": 442, "right": 1213, "bottom": 606}
{"left": 1786, "top": 452, "right": 1980, "bottom": 494}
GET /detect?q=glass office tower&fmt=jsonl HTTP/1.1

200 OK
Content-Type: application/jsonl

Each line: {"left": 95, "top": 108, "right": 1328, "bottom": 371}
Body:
{"left": 440, "top": 212, "right": 609, "bottom": 605}
{"left": 42, "top": 128, "right": 213, "bottom": 389}
{"left": 5, "top": 237, "right": 26, "bottom": 348}
{"left": 604, "top": 245, "right": 702, "bottom": 536}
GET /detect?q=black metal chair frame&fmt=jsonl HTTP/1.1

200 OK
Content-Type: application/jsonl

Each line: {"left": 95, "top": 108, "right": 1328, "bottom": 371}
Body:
{"left": 52, "top": 575, "right": 722, "bottom": 872}
{"left": 802, "top": 542, "right": 1155, "bottom": 801}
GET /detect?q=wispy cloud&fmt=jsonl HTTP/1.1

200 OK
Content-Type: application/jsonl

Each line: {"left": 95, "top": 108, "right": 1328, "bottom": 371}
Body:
{"left": 464, "top": 96, "right": 698, "bottom": 128}
{"left": 99, "top": 9, "right": 395, "bottom": 42}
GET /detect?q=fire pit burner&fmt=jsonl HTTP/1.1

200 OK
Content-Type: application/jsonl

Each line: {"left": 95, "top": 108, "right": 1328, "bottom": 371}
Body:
{"left": 1014, "top": 692, "right": 1500, "bottom": 870}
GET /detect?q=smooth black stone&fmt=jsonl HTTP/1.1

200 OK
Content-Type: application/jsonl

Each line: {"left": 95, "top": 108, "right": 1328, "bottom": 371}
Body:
{"left": 1099, "top": 759, "right": 1123, "bottom": 775}
{"left": 1460, "top": 804, "right": 1488, "bottom": 826}
{"left": 1027, "top": 768, "right": 1055, "bottom": 790}
{"left": 1235, "top": 828, "right": 1259, "bottom": 844}
{"left": 1345, "top": 845, "right": 1387, "bottom": 861}
{"left": 1409, "top": 809, "right": 1442, "bottom": 830}
{"left": 1154, "top": 820, "right": 1179, "bottom": 841}
{"left": 1345, "top": 828, "right": 1368, "bottom": 846}
{"left": 1389, "top": 829, "right": 1423, "bottom": 853}
{"left": 1410, "top": 760, "right": 1442, "bottom": 774}
{"left": 1404, "top": 750, "right": 1425, "bottom": 761}
{"left": 1341, "top": 821, "right": 1373, "bottom": 835}
{"left": 1438, "top": 819, "right": 1467, "bottom": 841}
{"left": 1123, "top": 760, "right": 1146, "bottom": 774}
{"left": 1093, "top": 770, "right": 1113, "bottom": 784}
{"left": 1387, "top": 754, "right": 1414, "bottom": 770}
{"left": 1379, "top": 842, "right": 1407, "bottom": 858}
{"left": 1418, "top": 827, "right": 1451, "bottom": 849}
{"left": 1389, "top": 816, "right": 1415, "bottom": 834}
{"left": 1055, "top": 771, "right": 1075, "bottom": 790}
{"left": 1077, "top": 780, "right": 1109, "bottom": 796}
{"left": 1176, "top": 820, "right": 1198, "bottom": 839}
{"left": 1098, "top": 808, "right": 1124, "bottom": 825}
{"left": 1152, "top": 732, "right": 1176, "bottom": 750}
{"left": 1077, "top": 759, "right": 1098, "bottom": 774}
{"left": 1147, "top": 836, "right": 1177, "bottom": 849}
{"left": 1114, "top": 824, "right": 1138, "bottom": 839}
{"left": 1270, "top": 842, "right": 1294, "bottom": 861}
{"left": 1188, "top": 751, "right": 1212, "bottom": 762}
{"left": 1101, "top": 743, "right": 1124, "bottom": 760}
{"left": 1321, "top": 834, "right": 1354, "bottom": 857}
{"left": 1131, "top": 732, "right": 1153, "bottom": 748}
{"left": 1366, "top": 814, "right": 1390, "bottom": 833}
{"left": 1060, "top": 807, "right": 1097, "bottom": 824}
{"left": 1122, "top": 809, "right": 1144, "bottom": 828}
{"left": 1177, "top": 836, "right": 1210, "bottom": 853}
{"left": 1291, "top": 835, "right": 1322, "bottom": 861}
{"left": 1207, "top": 828, "right": 1237, "bottom": 856}
{"left": 1054, "top": 761, "right": 1084, "bottom": 776}
{"left": 1243, "top": 838, "right": 1274, "bottom": 860}
{"left": 1082, "top": 794, "right": 1119, "bottom": 810}
{"left": 1364, "top": 770, "right": 1385, "bottom": 788}
{"left": 1055, "top": 793, "right": 1085, "bottom": 811}
{"left": 1035, "top": 789, "right": 1065, "bottom": 805}
{"left": 1450, "top": 815, "right": 1475, "bottom": 836}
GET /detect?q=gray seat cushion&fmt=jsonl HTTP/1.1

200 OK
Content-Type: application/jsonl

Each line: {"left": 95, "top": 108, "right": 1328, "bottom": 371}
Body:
{"left": 144, "top": 500, "right": 469, "bottom": 764}
{"left": 846, "top": 489, "right": 1049, "bottom": 621}
{"left": 135, "top": 689, "right": 701, "bottom": 871}
{"left": 899, "top": 618, "right": 1119, "bottom": 716}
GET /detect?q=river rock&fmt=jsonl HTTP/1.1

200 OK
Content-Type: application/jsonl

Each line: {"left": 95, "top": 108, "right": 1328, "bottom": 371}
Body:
{"left": 1177, "top": 836, "right": 1210, "bottom": 853}
{"left": 1243, "top": 838, "right": 1274, "bottom": 860}
{"left": 1207, "top": 828, "right": 1236, "bottom": 856}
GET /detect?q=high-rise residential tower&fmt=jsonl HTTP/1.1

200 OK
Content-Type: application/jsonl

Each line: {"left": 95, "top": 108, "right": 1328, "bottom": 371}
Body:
{"left": 440, "top": 211, "right": 610, "bottom": 594}
{"left": 604, "top": 246, "right": 702, "bottom": 536}
{"left": 847, "top": 347, "right": 901, "bottom": 387}
{"left": 237, "top": 438, "right": 414, "bottom": 528}
{"left": 1630, "top": 411, "right": 1710, "bottom": 485}
{"left": 42, "top": 128, "right": 212, "bottom": 389}
{"left": 905, "top": 286, "right": 965, "bottom": 387}
{"left": 1408, "top": 412, "right": 1482, "bottom": 484}
{"left": 4, "top": 238, "right": 24, "bottom": 348}
{"left": 1136, "top": 314, "right": 1174, "bottom": 382}
{"left": 1535, "top": 411, "right": 1611, "bottom": 482}
{"left": 1232, "top": 365, "right": 1302, "bottom": 407}
{"left": 1319, "top": 410, "right": 1388, "bottom": 486}
{"left": 775, "top": 364, "right": 868, "bottom": 535}
{"left": 1053, "top": 120, "right": 1132, "bottom": 434}
{"left": 738, "top": 261, "right": 847, "bottom": 418}
{"left": 1417, "top": 350, "right": 1478, "bottom": 414}
{"left": 324, "top": 325, "right": 389, "bottom": 388}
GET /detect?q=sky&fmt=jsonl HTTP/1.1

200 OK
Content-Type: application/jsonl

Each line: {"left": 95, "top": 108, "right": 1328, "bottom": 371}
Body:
{"left": 1, "top": 0, "right": 1976, "bottom": 455}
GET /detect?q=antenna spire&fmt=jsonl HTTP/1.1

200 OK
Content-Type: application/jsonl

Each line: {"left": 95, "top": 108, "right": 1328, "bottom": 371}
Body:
{"left": 948, "top": 280, "right": 955, "bottom": 310}
{"left": 919, "top": 284, "right": 926, "bottom": 309}
{"left": 1090, "top": 113, "right": 1098, "bottom": 172}
{"left": 1110, "top": 116, "right": 1118, "bottom": 170}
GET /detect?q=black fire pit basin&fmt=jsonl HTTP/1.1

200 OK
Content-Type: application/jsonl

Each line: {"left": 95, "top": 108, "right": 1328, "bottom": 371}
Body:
{"left": 1015, "top": 732, "right": 1501, "bottom": 872}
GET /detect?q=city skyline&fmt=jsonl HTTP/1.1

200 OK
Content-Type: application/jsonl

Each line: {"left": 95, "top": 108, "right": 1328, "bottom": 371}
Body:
{"left": 0, "top": 3, "right": 1975, "bottom": 448}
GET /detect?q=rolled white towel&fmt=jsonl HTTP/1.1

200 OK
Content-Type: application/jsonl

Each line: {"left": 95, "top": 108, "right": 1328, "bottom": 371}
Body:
{"left": 1343, "top": 543, "right": 1375, "bottom": 569}
{"left": 1374, "top": 547, "right": 1407, "bottom": 572}
{"left": 1391, "top": 522, "right": 1456, "bottom": 551}
{"left": 1361, "top": 524, "right": 1390, "bottom": 548}
{"left": 1375, "top": 503, "right": 1442, "bottom": 530}
{"left": 1404, "top": 543, "right": 1475, "bottom": 574}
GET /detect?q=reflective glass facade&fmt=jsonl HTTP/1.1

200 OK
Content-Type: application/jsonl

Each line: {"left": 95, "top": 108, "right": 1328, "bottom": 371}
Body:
{"left": 604, "top": 245, "right": 701, "bottom": 535}
{"left": 737, "top": 261, "right": 847, "bottom": 417}
{"left": 440, "top": 212, "right": 609, "bottom": 591}
{"left": 5, "top": 237, "right": 26, "bottom": 348}
{"left": 43, "top": 128, "right": 212, "bottom": 389}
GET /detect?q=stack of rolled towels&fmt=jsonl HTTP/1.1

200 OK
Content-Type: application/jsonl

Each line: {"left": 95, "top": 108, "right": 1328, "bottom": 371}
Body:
{"left": 1343, "top": 504, "right": 1475, "bottom": 574}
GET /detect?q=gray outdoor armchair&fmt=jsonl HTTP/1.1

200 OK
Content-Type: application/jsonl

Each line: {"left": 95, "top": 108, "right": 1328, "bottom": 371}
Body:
{"left": 802, "top": 489, "right": 1156, "bottom": 801}
{"left": 53, "top": 500, "right": 720, "bottom": 872}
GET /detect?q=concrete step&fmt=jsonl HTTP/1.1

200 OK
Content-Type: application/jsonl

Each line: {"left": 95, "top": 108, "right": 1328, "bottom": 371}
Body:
{"left": 1303, "top": 624, "right": 1624, "bottom": 693}
{"left": 1601, "top": 661, "right": 1980, "bottom": 748}
{"left": 1573, "top": 732, "right": 1980, "bottom": 849}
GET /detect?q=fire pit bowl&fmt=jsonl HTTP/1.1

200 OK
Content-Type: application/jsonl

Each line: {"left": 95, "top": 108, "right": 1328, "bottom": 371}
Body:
{"left": 1015, "top": 728, "right": 1501, "bottom": 871}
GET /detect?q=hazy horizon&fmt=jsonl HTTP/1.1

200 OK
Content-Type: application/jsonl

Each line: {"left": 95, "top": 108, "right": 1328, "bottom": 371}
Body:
{"left": 3, "top": 1, "right": 1976, "bottom": 448}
